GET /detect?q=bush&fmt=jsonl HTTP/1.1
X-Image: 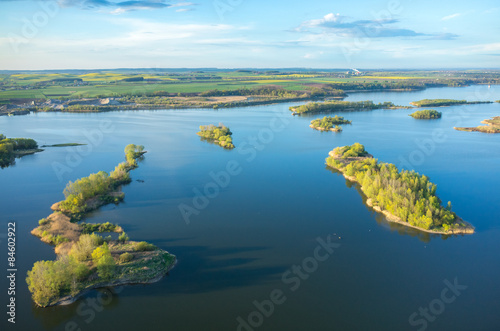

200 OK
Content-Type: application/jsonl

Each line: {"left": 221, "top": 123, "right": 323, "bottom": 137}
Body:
{"left": 38, "top": 218, "right": 49, "bottom": 226}
{"left": 119, "top": 252, "right": 133, "bottom": 263}
{"left": 70, "top": 233, "right": 104, "bottom": 262}
{"left": 135, "top": 241, "right": 156, "bottom": 252}
{"left": 118, "top": 232, "right": 129, "bottom": 243}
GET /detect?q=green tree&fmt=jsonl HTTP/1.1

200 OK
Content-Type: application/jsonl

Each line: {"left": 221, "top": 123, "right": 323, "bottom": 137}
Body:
{"left": 91, "top": 242, "right": 116, "bottom": 279}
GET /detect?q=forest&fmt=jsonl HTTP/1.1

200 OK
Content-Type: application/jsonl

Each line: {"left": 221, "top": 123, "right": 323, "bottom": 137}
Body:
{"left": 409, "top": 109, "right": 442, "bottom": 119}
{"left": 197, "top": 124, "right": 235, "bottom": 149}
{"left": 310, "top": 116, "right": 352, "bottom": 131}
{"left": 0, "top": 134, "right": 39, "bottom": 167}
{"left": 327, "top": 144, "right": 473, "bottom": 233}
{"left": 290, "top": 100, "right": 396, "bottom": 114}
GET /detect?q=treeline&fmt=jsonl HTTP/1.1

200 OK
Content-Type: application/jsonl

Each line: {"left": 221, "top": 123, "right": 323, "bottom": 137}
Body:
{"left": 0, "top": 134, "right": 39, "bottom": 167}
{"left": 59, "top": 144, "right": 145, "bottom": 214}
{"left": 411, "top": 99, "right": 493, "bottom": 107}
{"left": 327, "top": 144, "right": 471, "bottom": 232}
{"left": 200, "top": 87, "right": 305, "bottom": 98}
{"left": 310, "top": 116, "right": 351, "bottom": 131}
{"left": 291, "top": 100, "right": 396, "bottom": 114}
{"left": 324, "top": 79, "right": 472, "bottom": 91}
{"left": 409, "top": 109, "right": 442, "bottom": 119}
{"left": 197, "top": 124, "right": 235, "bottom": 149}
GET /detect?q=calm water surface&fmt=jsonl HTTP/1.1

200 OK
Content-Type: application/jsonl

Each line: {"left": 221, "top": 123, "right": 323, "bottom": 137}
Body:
{"left": 1, "top": 85, "right": 499, "bottom": 331}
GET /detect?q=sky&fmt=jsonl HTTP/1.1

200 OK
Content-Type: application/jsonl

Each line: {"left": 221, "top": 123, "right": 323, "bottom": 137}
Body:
{"left": 0, "top": 0, "right": 499, "bottom": 70}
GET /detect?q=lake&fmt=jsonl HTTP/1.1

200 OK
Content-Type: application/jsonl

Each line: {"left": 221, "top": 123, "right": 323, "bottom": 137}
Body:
{"left": 1, "top": 85, "right": 499, "bottom": 331}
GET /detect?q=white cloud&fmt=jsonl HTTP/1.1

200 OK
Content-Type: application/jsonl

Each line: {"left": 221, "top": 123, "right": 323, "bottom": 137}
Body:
{"left": 441, "top": 13, "right": 461, "bottom": 21}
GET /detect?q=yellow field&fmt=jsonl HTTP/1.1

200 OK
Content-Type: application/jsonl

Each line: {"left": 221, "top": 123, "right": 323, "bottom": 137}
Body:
{"left": 363, "top": 76, "right": 427, "bottom": 80}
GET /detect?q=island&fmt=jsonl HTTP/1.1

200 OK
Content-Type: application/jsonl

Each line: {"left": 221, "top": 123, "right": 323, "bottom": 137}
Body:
{"left": 310, "top": 116, "right": 352, "bottom": 132}
{"left": 409, "top": 109, "right": 442, "bottom": 119}
{"left": 26, "top": 144, "right": 176, "bottom": 307}
{"left": 290, "top": 100, "right": 400, "bottom": 115}
{"left": 326, "top": 143, "right": 474, "bottom": 235}
{"left": 0, "top": 134, "right": 43, "bottom": 168}
{"left": 197, "top": 124, "right": 235, "bottom": 149}
{"left": 410, "top": 99, "right": 493, "bottom": 107}
{"left": 41, "top": 143, "right": 87, "bottom": 147}
{"left": 454, "top": 116, "right": 500, "bottom": 133}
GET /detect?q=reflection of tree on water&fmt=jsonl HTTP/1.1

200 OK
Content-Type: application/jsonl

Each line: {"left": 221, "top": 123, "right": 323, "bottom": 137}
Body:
{"left": 33, "top": 287, "right": 122, "bottom": 330}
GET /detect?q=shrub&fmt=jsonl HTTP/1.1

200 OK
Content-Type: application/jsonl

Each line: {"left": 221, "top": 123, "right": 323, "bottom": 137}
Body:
{"left": 119, "top": 252, "right": 133, "bottom": 263}
{"left": 135, "top": 241, "right": 156, "bottom": 252}
{"left": 70, "top": 233, "right": 104, "bottom": 262}
{"left": 118, "top": 232, "right": 129, "bottom": 243}
{"left": 38, "top": 218, "right": 49, "bottom": 226}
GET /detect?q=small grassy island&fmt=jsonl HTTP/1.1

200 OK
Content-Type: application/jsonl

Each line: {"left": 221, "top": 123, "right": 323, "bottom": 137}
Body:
{"left": 454, "top": 116, "right": 500, "bottom": 133}
{"left": 197, "top": 123, "right": 235, "bottom": 149}
{"left": 410, "top": 99, "right": 492, "bottom": 107}
{"left": 0, "top": 134, "right": 43, "bottom": 168}
{"left": 310, "top": 116, "right": 352, "bottom": 132}
{"left": 409, "top": 109, "right": 442, "bottom": 119}
{"left": 26, "top": 144, "right": 176, "bottom": 307}
{"left": 41, "top": 143, "right": 87, "bottom": 147}
{"left": 290, "top": 100, "right": 399, "bottom": 115}
{"left": 326, "top": 143, "right": 474, "bottom": 235}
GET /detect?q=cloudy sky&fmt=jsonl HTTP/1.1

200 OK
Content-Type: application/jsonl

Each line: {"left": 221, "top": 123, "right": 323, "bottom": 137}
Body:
{"left": 0, "top": 0, "right": 499, "bottom": 69}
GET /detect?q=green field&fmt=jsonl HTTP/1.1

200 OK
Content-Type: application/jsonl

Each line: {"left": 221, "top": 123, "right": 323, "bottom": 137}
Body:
{"left": 1, "top": 69, "right": 499, "bottom": 102}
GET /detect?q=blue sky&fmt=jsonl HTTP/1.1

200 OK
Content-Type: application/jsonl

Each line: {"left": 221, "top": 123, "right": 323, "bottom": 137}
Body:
{"left": 0, "top": 0, "right": 499, "bottom": 70}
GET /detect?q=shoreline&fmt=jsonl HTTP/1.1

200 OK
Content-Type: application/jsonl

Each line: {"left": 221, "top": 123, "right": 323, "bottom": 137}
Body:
{"left": 51, "top": 256, "right": 177, "bottom": 307}
{"left": 309, "top": 124, "right": 342, "bottom": 132}
{"left": 327, "top": 151, "right": 475, "bottom": 235}
{"left": 27, "top": 147, "right": 178, "bottom": 308}
{"left": 0, "top": 96, "right": 335, "bottom": 116}
{"left": 454, "top": 116, "right": 500, "bottom": 133}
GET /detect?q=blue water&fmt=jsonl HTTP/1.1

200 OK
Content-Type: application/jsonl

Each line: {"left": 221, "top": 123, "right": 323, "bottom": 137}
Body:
{"left": 0, "top": 85, "right": 499, "bottom": 331}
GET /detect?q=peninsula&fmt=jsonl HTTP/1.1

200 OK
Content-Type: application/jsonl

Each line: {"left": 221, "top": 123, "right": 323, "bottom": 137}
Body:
{"left": 454, "top": 116, "right": 500, "bottom": 133}
{"left": 410, "top": 99, "right": 492, "bottom": 107}
{"left": 290, "top": 100, "right": 401, "bottom": 115}
{"left": 197, "top": 124, "right": 235, "bottom": 149}
{"left": 326, "top": 143, "right": 474, "bottom": 235}
{"left": 26, "top": 144, "right": 176, "bottom": 307}
{"left": 0, "top": 134, "right": 43, "bottom": 168}
{"left": 310, "top": 116, "right": 351, "bottom": 132}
